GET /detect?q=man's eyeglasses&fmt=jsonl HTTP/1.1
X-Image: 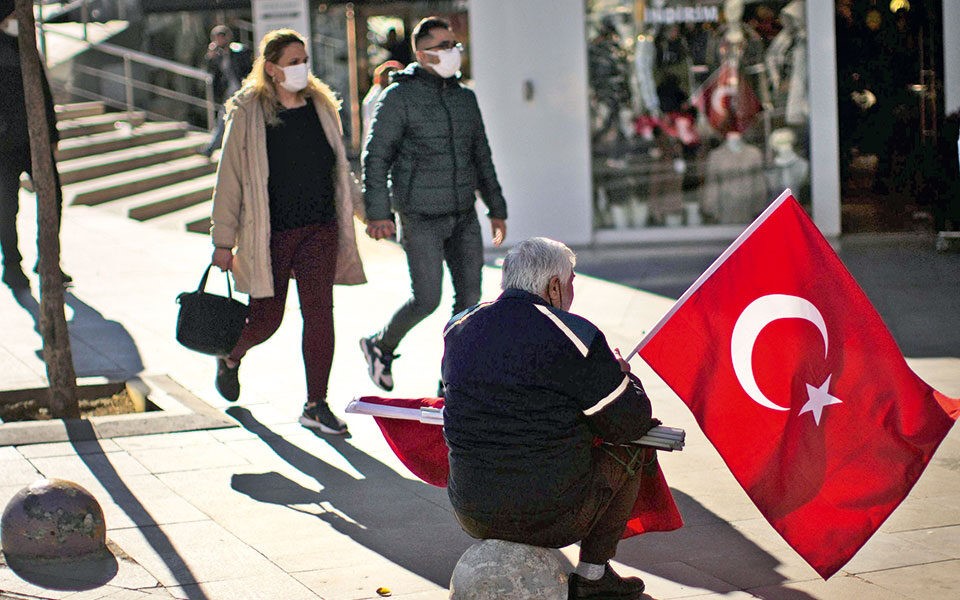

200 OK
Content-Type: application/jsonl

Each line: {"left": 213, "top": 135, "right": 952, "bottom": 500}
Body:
{"left": 422, "top": 41, "right": 464, "bottom": 53}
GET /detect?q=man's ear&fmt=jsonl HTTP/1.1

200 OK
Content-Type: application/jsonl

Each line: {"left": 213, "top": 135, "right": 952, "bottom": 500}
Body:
{"left": 546, "top": 276, "right": 561, "bottom": 306}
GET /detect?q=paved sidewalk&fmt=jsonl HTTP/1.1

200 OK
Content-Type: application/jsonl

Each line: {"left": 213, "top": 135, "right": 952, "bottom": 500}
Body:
{"left": 1, "top": 193, "right": 959, "bottom": 599}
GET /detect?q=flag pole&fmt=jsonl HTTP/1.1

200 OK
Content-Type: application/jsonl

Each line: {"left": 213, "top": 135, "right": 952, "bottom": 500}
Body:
{"left": 625, "top": 189, "right": 795, "bottom": 362}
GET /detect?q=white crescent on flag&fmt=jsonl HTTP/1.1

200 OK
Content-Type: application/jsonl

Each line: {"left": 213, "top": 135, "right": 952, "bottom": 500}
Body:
{"left": 730, "top": 294, "right": 828, "bottom": 412}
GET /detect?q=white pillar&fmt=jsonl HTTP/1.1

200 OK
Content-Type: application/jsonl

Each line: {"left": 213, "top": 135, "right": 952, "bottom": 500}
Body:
{"left": 806, "top": 0, "right": 841, "bottom": 237}
{"left": 944, "top": 0, "right": 960, "bottom": 115}
{"left": 469, "top": 0, "right": 593, "bottom": 246}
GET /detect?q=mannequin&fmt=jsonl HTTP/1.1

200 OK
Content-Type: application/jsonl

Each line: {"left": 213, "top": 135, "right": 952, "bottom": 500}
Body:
{"left": 766, "top": 127, "right": 809, "bottom": 199}
{"left": 693, "top": 0, "right": 769, "bottom": 142}
{"left": 633, "top": 0, "right": 663, "bottom": 116}
{"left": 702, "top": 132, "right": 767, "bottom": 224}
{"left": 706, "top": 0, "right": 765, "bottom": 70}
{"left": 703, "top": 0, "right": 770, "bottom": 131}
{"left": 589, "top": 17, "right": 634, "bottom": 159}
{"left": 765, "top": 0, "right": 808, "bottom": 125}
{"left": 648, "top": 134, "right": 685, "bottom": 226}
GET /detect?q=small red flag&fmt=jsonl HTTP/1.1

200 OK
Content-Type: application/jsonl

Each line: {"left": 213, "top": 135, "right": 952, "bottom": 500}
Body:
{"left": 636, "top": 191, "right": 960, "bottom": 578}
{"left": 690, "top": 63, "right": 762, "bottom": 135}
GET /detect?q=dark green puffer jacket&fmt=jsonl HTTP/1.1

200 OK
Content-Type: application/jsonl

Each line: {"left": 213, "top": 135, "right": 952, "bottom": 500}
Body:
{"left": 361, "top": 63, "right": 507, "bottom": 222}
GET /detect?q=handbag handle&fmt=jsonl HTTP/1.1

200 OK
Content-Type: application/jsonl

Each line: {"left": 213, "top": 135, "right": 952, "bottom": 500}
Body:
{"left": 197, "top": 264, "right": 237, "bottom": 299}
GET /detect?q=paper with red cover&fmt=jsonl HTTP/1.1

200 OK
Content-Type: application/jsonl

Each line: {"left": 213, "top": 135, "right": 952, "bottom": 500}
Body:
{"left": 357, "top": 396, "right": 683, "bottom": 537}
{"left": 634, "top": 191, "right": 960, "bottom": 578}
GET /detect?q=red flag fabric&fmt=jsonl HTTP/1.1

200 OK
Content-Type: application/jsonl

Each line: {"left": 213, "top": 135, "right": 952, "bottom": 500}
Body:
{"left": 358, "top": 396, "right": 684, "bottom": 537}
{"left": 690, "top": 63, "right": 762, "bottom": 135}
{"left": 370, "top": 396, "right": 449, "bottom": 487}
{"left": 636, "top": 192, "right": 960, "bottom": 578}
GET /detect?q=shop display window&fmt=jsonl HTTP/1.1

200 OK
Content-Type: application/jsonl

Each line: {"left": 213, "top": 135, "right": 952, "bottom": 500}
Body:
{"left": 586, "top": 0, "right": 811, "bottom": 230}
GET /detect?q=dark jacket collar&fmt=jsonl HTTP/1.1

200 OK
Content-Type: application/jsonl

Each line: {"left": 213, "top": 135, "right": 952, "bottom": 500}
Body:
{"left": 499, "top": 288, "right": 551, "bottom": 307}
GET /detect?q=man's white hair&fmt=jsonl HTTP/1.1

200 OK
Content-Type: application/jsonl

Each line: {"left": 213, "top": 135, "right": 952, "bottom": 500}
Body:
{"left": 501, "top": 237, "right": 576, "bottom": 294}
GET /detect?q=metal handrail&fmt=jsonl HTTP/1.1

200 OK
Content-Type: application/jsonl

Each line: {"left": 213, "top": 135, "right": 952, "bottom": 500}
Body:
{"left": 72, "top": 63, "right": 212, "bottom": 111}
{"left": 91, "top": 41, "right": 211, "bottom": 81}
{"left": 38, "top": 23, "right": 216, "bottom": 129}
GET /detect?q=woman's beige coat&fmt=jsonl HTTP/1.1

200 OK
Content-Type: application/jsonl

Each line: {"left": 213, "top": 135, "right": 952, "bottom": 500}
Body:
{"left": 210, "top": 90, "right": 366, "bottom": 298}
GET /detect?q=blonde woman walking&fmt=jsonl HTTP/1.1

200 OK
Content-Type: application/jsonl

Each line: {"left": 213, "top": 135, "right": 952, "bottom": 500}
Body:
{"left": 210, "top": 29, "right": 366, "bottom": 434}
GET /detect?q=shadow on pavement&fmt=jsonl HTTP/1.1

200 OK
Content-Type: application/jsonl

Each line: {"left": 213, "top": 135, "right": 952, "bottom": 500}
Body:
{"left": 226, "top": 405, "right": 471, "bottom": 588}
{"left": 617, "top": 489, "right": 816, "bottom": 598}
{"left": 9, "top": 289, "right": 144, "bottom": 379}
{"left": 63, "top": 420, "right": 209, "bottom": 600}
{"left": 3, "top": 551, "right": 118, "bottom": 591}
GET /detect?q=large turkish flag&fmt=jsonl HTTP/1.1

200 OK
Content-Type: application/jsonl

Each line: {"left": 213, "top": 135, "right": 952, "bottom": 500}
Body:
{"left": 636, "top": 191, "right": 960, "bottom": 578}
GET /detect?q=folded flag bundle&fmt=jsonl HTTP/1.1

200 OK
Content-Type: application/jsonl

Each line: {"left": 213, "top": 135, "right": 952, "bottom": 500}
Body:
{"left": 346, "top": 395, "right": 685, "bottom": 537}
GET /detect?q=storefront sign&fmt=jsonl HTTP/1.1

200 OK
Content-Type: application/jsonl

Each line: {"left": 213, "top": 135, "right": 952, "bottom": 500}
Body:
{"left": 252, "top": 0, "right": 311, "bottom": 51}
{"left": 644, "top": 4, "right": 720, "bottom": 25}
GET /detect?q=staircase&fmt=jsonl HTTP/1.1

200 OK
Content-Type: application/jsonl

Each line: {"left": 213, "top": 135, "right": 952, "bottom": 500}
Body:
{"left": 49, "top": 102, "right": 217, "bottom": 235}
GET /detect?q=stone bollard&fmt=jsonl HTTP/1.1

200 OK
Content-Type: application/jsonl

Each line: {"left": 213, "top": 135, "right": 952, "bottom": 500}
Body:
{"left": 1, "top": 478, "right": 106, "bottom": 560}
{"left": 449, "top": 539, "right": 567, "bottom": 600}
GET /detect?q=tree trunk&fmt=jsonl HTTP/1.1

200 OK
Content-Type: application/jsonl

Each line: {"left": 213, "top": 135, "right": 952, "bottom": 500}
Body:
{"left": 15, "top": 0, "right": 78, "bottom": 418}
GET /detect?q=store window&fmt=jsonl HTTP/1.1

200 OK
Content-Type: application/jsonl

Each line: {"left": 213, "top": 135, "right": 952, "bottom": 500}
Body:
{"left": 586, "top": 0, "right": 811, "bottom": 231}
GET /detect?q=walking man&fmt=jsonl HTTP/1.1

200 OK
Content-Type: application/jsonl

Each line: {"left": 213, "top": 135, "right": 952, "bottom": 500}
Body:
{"left": 0, "top": 2, "right": 70, "bottom": 290}
{"left": 200, "top": 25, "right": 252, "bottom": 157}
{"left": 360, "top": 16, "right": 507, "bottom": 393}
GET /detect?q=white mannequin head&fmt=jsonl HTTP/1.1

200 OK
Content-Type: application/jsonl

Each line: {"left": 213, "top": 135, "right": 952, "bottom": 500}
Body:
{"left": 769, "top": 127, "right": 797, "bottom": 158}
{"left": 724, "top": 0, "right": 745, "bottom": 25}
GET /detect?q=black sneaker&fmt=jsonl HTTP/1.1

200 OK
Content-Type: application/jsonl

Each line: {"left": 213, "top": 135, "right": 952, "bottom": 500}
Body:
{"left": 2, "top": 267, "right": 30, "bottom": 290}
{"left": 569, "top": 564, "right": 645, "bottom": 600}
{"left": 215, "top": 358, "right": 240, "bottom": 402}
{"left": 359, "top": 336, "right": 396, "bottom": 391}
{"left": 299, "top": 402, "right": 348, "bottom": 434}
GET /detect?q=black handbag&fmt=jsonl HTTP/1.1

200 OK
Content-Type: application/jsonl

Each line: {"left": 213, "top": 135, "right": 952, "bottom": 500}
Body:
{"left": 176, "top": 265, "right": 249, "bottom": 356}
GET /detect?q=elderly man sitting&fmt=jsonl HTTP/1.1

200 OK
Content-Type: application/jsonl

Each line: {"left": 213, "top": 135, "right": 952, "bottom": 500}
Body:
{"left": 441, "top": 237, "right": 660, "bottom": 600}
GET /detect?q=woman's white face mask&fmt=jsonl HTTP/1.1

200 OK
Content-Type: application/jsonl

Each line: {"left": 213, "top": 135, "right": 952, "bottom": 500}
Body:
{"left": 425, "top": 47, "right": 461, "bottom": 79}
{"left": 278, "top": 62, "right": 309, "bottom": 93}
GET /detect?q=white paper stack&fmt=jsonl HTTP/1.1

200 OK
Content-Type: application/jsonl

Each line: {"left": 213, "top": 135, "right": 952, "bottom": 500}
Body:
{"left": 346, "top": 398, "right": 684, "bottom": 451}
{"left": 633, "top": 426, "right": 685, "bottom": 451}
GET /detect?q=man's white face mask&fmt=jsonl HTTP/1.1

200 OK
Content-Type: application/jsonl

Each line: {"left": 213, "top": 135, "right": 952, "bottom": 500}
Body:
{"left": 1, "top": 18, "right": 19, "bottom": 37}
{"left": 279, "top": 62, "right": 309, "bottom": 93}
{"left": 425, "top": 46, "right": 462, "bottom": 79}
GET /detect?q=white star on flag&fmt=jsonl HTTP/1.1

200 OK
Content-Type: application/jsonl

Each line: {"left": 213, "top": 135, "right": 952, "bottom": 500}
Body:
{"left": 799, "top": 375, "right": 843, "bottom": 425}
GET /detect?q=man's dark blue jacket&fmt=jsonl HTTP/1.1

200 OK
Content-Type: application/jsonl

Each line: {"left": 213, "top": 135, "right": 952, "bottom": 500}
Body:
{"left": 441, "top": 288, "right": 657, "bottom": 524}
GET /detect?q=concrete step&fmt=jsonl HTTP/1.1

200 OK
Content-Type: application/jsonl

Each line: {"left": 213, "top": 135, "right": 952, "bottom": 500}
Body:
{"left": 55, "top": 121, "right": 190, "bottom": 161}
{"left": 119, "top": 173, "right": 217, "bottom": 221}
{"left": 57, "top": 134, "right": 208, "bottom": 185}
{"left": 55, "top": 101, "right": 105, "bottom": 120}
{"left": 65, "top": 155, "right": 218, "bottom": 206}
{"left": 186, "top": 213, "right": 213, "bottom": 234}
{"left": 147, "top": 199, "right": 213, "bottom": 235}
{"left": 56, "top": 111, "right": 147, "bottom": 139}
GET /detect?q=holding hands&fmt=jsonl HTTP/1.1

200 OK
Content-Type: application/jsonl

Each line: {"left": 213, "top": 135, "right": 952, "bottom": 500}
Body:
{"left": 366, "top": 219, "right": 396, "bottom": 240}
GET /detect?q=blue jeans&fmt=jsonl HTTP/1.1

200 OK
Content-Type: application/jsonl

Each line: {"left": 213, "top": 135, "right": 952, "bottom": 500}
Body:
{"left": 201, "top": 107, "right": 227, "bottom": 156}
{"left": 377, "top": 210, "right": 483, "bottom": 353}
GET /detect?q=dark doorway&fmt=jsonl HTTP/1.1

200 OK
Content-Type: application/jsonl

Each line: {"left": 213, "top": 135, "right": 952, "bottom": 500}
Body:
{"left": 835, "top": 0, "right": 945, "bottom": 232}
